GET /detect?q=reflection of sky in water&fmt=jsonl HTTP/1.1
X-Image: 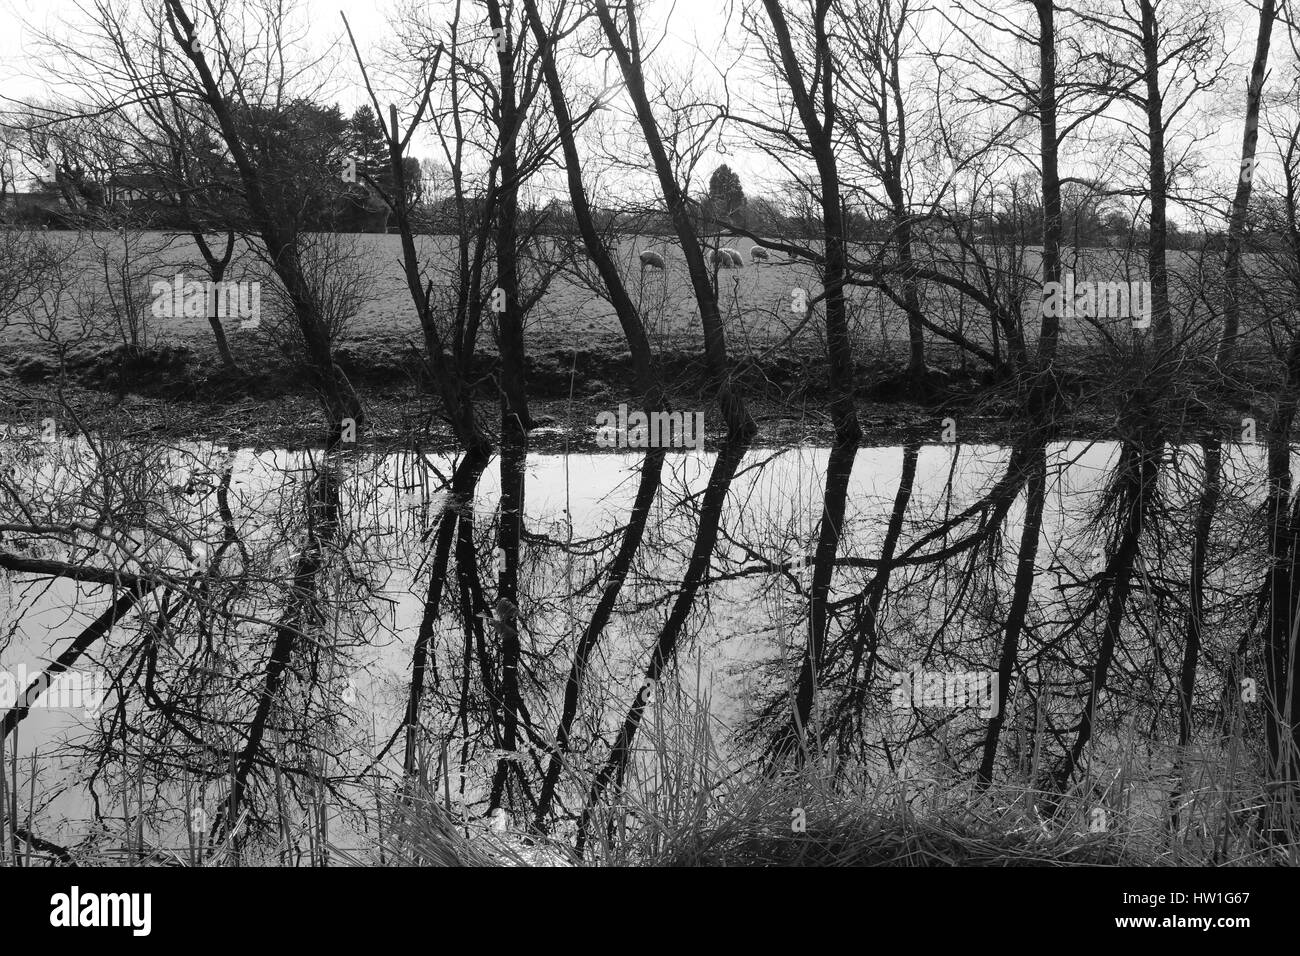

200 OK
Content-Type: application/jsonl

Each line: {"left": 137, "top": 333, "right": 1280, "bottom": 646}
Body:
{"left": 0, "top": 436, "right": 1276, "bottom": 849}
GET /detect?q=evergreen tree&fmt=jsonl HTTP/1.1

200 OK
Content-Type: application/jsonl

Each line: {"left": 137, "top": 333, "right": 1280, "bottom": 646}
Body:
{"left": 348, "top": 105, "right": 391, "bottom": 194}
{"left": 708, "top": 164, "right": 746, "bottom": 218}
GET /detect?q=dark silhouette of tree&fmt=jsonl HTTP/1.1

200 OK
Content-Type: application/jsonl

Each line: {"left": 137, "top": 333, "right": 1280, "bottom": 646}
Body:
{"left": 348, "top": 105, "right": 391, "bottom": 193}
{"left": 163, "top": 0, "right": 365, "bottom": 446}
{"left": 707, "top": 164, "right": 746, "bottom": 219}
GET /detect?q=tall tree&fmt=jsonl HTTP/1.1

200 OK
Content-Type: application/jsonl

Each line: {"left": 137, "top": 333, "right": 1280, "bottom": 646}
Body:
{"left": 707, "top": 163, "right": 746, "bottom": 218}
{"left": 162, "top": 0, "right": 365, "bottom": 445}
{"left": 837, "top": 0, "right": 931, "bottom": 379}
{"left": 1217, "top": 0, "right": 1277, "bottom": 366}
{"left": 593, "top": 0, "right": 757, "bottom": 441}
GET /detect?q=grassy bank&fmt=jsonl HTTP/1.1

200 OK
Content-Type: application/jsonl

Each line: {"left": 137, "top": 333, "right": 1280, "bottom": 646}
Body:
{"left": 0, "top": 332, "right": 1269, "bottom": 451}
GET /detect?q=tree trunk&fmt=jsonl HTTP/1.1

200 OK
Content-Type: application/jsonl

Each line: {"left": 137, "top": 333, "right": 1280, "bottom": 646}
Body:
{"left": 1262, "top": 367, "right": 1300, "bottom": 820}
{"left": 1218, "top": 0, "right": 1276, "bottom": 366}
{"left": 1139, "top": 0, "right": 1172, "bottom": 351}
{"left": 1050, "top": 440, "right": 1159, "bottom": 792}
{"left": 534, "top": 447, "right": 666, "bottom": 827}
{"left": 383, "top": 106, "right": 491, "bottom": 457}
{"left": 978, "top": 443, "right": 1046, "bottom": 783}
{"left": 576, "top": 439, "right": 749, "bottom": 854}
{"left": 165, "top": 0, "right": 363, "bottom": 443}
{"left": 593, "top": 0, "right": 756, "bottom": 442}
{"left": 1035, "top": 0, "right": 1062, "bottom": 369}
{"left": 781, "top": 437, "right": 859, "bottom": 760}
{"left": 403, "top": 451, "right": 489, "bottom": 775}
{"left": 0, "top": 584, "right": 154, "bottom": 740}
{"left": 760, "top": 0, "right": 862, "bottom": 445}
{"left": 487, "top": 0, "right": 530, "bottom": 442}
{"left": 193, "top": 230, "right": 238, "bottom": 369}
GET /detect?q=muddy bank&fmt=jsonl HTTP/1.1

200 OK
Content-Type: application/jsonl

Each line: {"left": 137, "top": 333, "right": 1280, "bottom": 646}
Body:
{"left": 0, "top": 337, "right": 1259, "bottom": 450}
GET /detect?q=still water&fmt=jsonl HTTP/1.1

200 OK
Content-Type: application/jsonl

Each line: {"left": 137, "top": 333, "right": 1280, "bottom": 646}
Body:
{"left": 0, "top": 434, "right": 1276, "bottom": 857}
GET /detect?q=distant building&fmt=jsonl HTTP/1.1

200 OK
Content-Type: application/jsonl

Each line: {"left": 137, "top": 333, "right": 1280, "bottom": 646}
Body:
{"left": 107, "top": 170, "right": 174, "bottom": 207}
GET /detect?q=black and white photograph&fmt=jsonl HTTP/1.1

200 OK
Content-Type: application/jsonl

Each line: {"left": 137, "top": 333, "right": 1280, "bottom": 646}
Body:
{"left": 0, "top": 0, "right": 1292, "bottom": 933}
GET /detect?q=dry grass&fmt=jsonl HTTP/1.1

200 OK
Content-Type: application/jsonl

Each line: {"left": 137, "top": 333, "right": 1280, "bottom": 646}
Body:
{"left": 336, "top": 688, "right": 1300, "bottom": 868}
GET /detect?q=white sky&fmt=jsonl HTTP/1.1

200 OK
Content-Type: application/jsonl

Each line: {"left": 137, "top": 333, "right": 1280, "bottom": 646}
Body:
{"left": 0, "top": 0, "right": 1279, "bottom": 227}
{"left": 0, "top": 0, "right": 736, "bottom": 110}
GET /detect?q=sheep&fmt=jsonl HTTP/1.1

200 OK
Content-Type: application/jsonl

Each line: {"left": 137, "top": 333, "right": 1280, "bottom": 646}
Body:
{"left": 712, "top": 247, "right": 744, "bottom": 269}
{"left": 639, "top": 249, "right": 666, "bottom": 271}
{"left": 750, "top": 246, "right": 770, "bottom": 263}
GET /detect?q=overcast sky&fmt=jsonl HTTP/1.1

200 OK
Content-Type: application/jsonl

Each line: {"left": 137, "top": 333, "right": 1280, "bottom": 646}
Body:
{"left": 0, "top": 0, "right": 1276, "bottom": 225}
{"left": 0, "top": 0, "right": 750, "bottom": 200}
{"left": 0, "top": 0, "right": 739, "bottom": 106}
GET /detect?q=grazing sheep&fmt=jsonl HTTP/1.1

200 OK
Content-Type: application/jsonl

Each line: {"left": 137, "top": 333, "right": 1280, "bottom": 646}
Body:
{"left": 639, "top": 249, "right": 666, "bottom": 270}
{"left": 750, "top": 246, "right": 770, "bottom": 263}
{"left": 724, "top": 248, "right": 745, "bottom": 267}
{"left": 712, "top": 247, "right": 744, "bottom": 268}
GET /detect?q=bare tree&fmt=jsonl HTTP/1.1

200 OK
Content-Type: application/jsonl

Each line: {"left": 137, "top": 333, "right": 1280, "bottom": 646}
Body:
{"left": 593, "top": 0, "right": 757, "bottom": 441}
{"left": 1217, "top": 0, "right": 1278, "bottom": 366}
{"left": 158, "top": 0, "right": 365, "bottom": 445}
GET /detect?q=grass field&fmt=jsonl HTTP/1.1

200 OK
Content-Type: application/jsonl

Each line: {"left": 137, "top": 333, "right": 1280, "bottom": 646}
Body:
{"left": 0, "top": 229, "right": 1277, "bottom": 448}
{"left": 4, "top": 230, "right": 1241, "bottom": 356}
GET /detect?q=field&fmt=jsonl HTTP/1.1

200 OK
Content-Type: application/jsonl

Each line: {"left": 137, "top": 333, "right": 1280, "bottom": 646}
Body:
{"left": 0, "top": 229, "right": 1275, "bottom": 448}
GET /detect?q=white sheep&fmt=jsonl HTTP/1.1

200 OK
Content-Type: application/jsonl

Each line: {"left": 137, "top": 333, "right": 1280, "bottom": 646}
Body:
{"left": 750, "top": 246, "right": 770, "bottom": 263}
{"left": 712, "top": 247, "right": 744, "bottom": 269}
{"left": 639, "top": 249, "right": 666, "bottom": 271}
